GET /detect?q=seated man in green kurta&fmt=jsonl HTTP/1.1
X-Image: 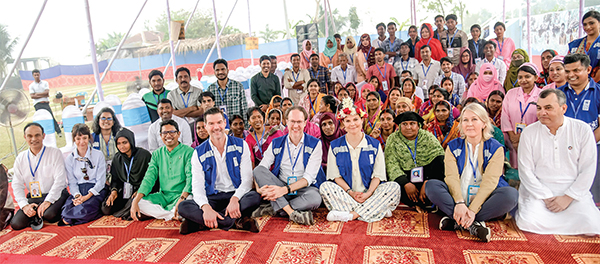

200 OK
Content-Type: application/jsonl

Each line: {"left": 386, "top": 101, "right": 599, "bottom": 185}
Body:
{"left": 130, "top": 119, "right": 194, "bottom": 221}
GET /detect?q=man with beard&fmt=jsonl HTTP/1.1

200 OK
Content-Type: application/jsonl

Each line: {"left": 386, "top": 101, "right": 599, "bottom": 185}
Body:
{"left": 167, "top": 67, "right": 204, "bottom": 126}
{"left": 283, "top": 54, "right": 310, "bottom": 105}
{"left": 142, "top": 70, "right": 170, "bottom": 123}
{"left": 207, "top": 59, "right": 248, "bottom": 124}
{"left": 147, "top": 99, "right": 192, "bottom": 153}
{"left": 251, "top": 55, "right": 281, "bottom": 112}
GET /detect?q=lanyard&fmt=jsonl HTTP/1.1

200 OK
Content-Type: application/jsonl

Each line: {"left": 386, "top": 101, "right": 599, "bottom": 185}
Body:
{"left": 349, "top": 54, "right": 354, "bottom": 64}
{"left": 286, "top": 139, "right": 304, "bottom": 176}
{"left": 152, "top": 91, "right": 164, "bottom": 105}
{"left": 363, "top": 47, "right": 372, "bottom": 62}
{"left": 218, "top": 86, "right": 228, "bottom": 105}
{"left": 105, "top": 134, "right": 112, "bottom": 157}
{"left": 421, "top": 63, "right": 432, "bottom": 77}
{"left": 426, "top": 38, "right": 432, "bottom": 46}
{"left": 376, "top": 63, "right": 387, "bottom": 80}
{"left": 304, "top": 55, "right": 311, "bottom": 65}
{"left": 498, "top": 38, "right": 505, "bottom": 53}
{"left": 473, "top": 40, "right": 480, "bottom": 57}
{"left": 28, "top": 146, "right": 46, "bottom": 180}
{"left": 519, "top": 101, "right": 532, "bottom": 122}
{"left": 292, "top": 70, "right": 300, "bottom": 82}
{"left": 368, "top": 118, "right": 379, "bottom": 131}
{"left": 309, "top": 96, "right": 317, "bottom": 116}
{"left": 180, "top": 92, "right": 191, "bottom": 108}
{"left": 401, "top": 58, "right": 409, "bottom": 71}
{"left": 254, "top": 129, "right": 266, "bottom": 156}
{"left": 389, "top": 38, "right": 396, "bottom": 51}
{"left": 404, "top": 134, "right": 418, "bottom": 166}
{"left": 341, "top": 67, "right": 348, "bottom": 82}
{"left": 124, "top": 156, "right": 135, "bottom": 183}
{"left": 433, "top": 127, "right": 450, "bottom": 144}
{"left": 467, "top": 144, "right": 479, "bottom": 181}
{"left": 311, "top": 68, "right": 321, "bottom": 79}
{"left": 569, "top": 89, "right": 590, "bottom": 118}
{"left": 447, "top": 30, "right": 458, "bottom": 49}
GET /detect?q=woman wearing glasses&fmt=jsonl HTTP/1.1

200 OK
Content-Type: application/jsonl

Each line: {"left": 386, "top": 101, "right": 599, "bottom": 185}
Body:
{"left": 62, "top": 123, "right": 107, "bottom": 225}
{"left": 91, "top": 107, "right": 122, "bottom": 185}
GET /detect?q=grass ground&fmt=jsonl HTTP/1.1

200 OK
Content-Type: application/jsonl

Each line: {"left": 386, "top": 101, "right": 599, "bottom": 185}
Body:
{"left": 0, "top": 81, "right": 168, "bottom": 169}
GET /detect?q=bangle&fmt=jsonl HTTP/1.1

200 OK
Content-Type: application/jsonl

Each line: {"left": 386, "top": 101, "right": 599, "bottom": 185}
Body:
{"left": 455, "top": 201, "right": 465, "bottom": 205}
{"left": 286, "top": 185, "right": 291, "bottom": 194}
{"left": 345, "top": 188, "right": 351, "bottom": 193}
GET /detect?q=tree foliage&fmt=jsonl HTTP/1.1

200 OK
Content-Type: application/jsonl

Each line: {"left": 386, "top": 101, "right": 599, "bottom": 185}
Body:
{"left": 259, "top": 24, "right": 285, "bottom": 43}
{"left": 144, "top": 9, "right": 241, "bottom": 40}
{"left": 96, "top": 31, "right": 124, "bottom": 54}
{"left": 305, "top": 0, "right": 361, "bottom": 37}
{"left": 420, "top": 0, "right": 469, "bottom": 26}
{"left": 0, "top": 24, "right": 18, "bottom": 79}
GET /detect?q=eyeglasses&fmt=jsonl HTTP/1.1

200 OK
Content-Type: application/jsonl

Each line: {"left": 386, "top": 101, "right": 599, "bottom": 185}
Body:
{"left": 100, "top": 117, "right": 113, "bottom": 121}
{"left": 161, "top": 130, "right": 178, "bottom": 136}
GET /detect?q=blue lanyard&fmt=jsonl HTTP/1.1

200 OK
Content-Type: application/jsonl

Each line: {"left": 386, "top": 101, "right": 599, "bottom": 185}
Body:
{"left": 426, "top": 38, "right": 432, "bottom": 46}
{"left": 286, "top": 139, "right": 304, "bottom": 176}
{"left": 152, "top": 91, "right": 164, "bottom": 104}
{"left": 180, "top": 92, "right": 191, "bottom": 108}
{"left": 433, "top": 127, "right": 450, "bottom": 144}
{"left": 105, "top": 134, "right": 111, "bottom": 157}
{"left": 363, "top": 47, "right": 372, "bottom": 62}
{"left": 254, "top": 129, "right": 266, "bottom": 156}
{"left": 467, "top": 144, "right": 479, "bottom": 180}
{"left": 124, "top": 156, "right": 135, "bottom": 183}
{"left": 341, "top": 67, "right": 348, "bottom": 82}
{"left": 218, "top": 86, "right": 228, "bottom": 105}
{"left": 28, "top": 146, "right": 46, "bottom": 180}
{"left": 376, "top": 63, "right": 387, "bottom": 80}
{"left": 401, "top": 58, "right": 409, "bottom": 71}
{"left": 498, "top": 38, "right": 505, "bottom": 53}
{"left": 292, "top": 70, "right": 300, "bottom": 82}
{"left": 421, "top": 63, "right": 432, "bottom": 77}
{"left": 304, "top": 55, "right": 311, "bottom": 64}
{"left": 368, "top": 118, "right": 379, "bottom": 131}
{"left": 311, "top": 68, "right": 320, "bottom": 79}
{"left": 569, "top": 89, "right": 590, "bottom": 118}
{"left": 404, "top": 134, "right": 418, "bottom": 166}
{"left": 309, "top": 96, "right": 317, "bottom": 116}
{"left": 473, "top": 40, "right": 480, "bottom": 57}
{"left": 349, "top": 54, "right": 354, "bottom": 64}
{"left": 447, "top": 30, "right": 458, "bottom": 48}
{"left": 389, "top": 38, "right": 396, "bottom": 51}
{"left": 519, "top": 101, "right": 532, "bottom": 122}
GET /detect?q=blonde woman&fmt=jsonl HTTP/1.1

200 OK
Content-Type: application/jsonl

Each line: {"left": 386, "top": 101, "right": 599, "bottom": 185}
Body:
{"left": 425, "top": 103, "right": 518, "bottom": 242}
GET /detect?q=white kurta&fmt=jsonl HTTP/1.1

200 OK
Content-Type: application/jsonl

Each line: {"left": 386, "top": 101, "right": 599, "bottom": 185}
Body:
{"left": 516, "top": 117, "right": 600, "bottom": 235}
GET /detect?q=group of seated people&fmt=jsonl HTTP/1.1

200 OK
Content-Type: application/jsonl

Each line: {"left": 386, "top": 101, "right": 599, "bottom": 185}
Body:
{"left": 8, "top": 12, "right": 600, "bottom": 243}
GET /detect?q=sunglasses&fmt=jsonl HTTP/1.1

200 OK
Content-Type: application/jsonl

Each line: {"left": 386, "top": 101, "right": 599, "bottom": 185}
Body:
{"left": 100, "top": 117, "right": 113, "bottom": 121}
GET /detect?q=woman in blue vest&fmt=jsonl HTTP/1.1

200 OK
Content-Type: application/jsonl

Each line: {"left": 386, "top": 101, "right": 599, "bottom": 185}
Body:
{"left": 425, "top": 103, "right": 518, "bottom": 242}
{"left": 319, "top": 98, "right": 401, "bottom": 222}
{"left": 91, "top": 107, "right": 121, "bottom": 185}
{"left": 568, "top": 10, "right": 600, "bottom": 82}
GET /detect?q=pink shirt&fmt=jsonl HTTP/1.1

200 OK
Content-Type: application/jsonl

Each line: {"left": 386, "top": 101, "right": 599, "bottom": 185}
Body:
{"left": 492, "top": 38, "right": 516, "bottom": 67}
{"left": 501, "top": 86, "right": 541, "bottom": 132}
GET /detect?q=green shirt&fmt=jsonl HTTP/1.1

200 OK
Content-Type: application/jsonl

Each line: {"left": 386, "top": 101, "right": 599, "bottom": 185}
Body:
{"left": 138, "top": 143, "right": 193, "bottom": 210}
{"left": 142, "top": 89, "right": 170, "bottom": 110}
{"left": 385, "top": 129, "right": 444, "bottom": 185}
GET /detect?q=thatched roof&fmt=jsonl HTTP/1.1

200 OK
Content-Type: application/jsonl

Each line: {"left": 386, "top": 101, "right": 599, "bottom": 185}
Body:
{"left": 136, "top": 33, "right": 248, "bottom": 56}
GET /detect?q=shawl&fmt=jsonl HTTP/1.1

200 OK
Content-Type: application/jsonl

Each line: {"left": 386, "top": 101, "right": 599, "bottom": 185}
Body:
{"left": 266, "top": 95, "right": 282, "bottom": 116}
{"left": 319, "top": 113, "right": 345, "bottom": 166}
{"left": 364, "top": 94, "right": 382, "bottom": 135}
{"left": 385, "top": 129, "right": 445, "bottom": 181}
{"left": 425, "top": 109, "right": 460, "bottom": 148}
{"left": 467, "top": 62, "right": 503, "bottom": 102}
{"left": 504, "top": 48, "right": 530, "bottom": 90}
{"left": 354, "top": 83, "right": 375, "bottom": 112}
{"left": 358, "top": 34, "right": 376, "bottom": 66}
{"left": 191, "top": 119, "right": 208, "bottom": 148}
{"left": 452, "top": 47, "right": 476, "bottom": 79}
{"left": 344, "top": 36, "right": 358, "bottom": 64}
{"left": 302, "top": 40, "right": 315, "bottom": 61}
{"left": 536, "top": 50, "right": 558, "bottom": 87}
{"left": 414, "top": 23, "right": 447, "bottom": 62}
{"left": 323, "top": 36, "right": 338, "bottom": 58}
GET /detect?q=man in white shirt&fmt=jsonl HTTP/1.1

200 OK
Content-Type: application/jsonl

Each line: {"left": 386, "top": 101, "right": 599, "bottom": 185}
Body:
{"left": 11, "top": 123, "right": 69, "bottom": 230}
{"left": 148, "top": 99, "right": 192, "bottom": 153}
{"left": 516, "top": 89, "right": 600, "bottom": 235}
{"left": 253, "top": 106, "right": 324, "bottom": 225}
{"left": 414, "top": 45, "right": 443, "bottom": 99}
{"left": 178, "top": 108, "right": 261, "bottom": 234}
{"left": 283, "top": 54, "right": 311, "bottom": 105}
{"left": 29, "top": 69, "right": 61, "bottom": 135}
{"left": 475, "top": 41, "right": 507, "bottom": 84}
{"left": 394, "top": 43, "right": 419, "bottom": 79}
{"left": 372, "top": 23, "right": 387, "bottom": 49}
{"left": 331, "top": 53, "right": 357, "bottom": 86}
{"left": 434, "top": 57, "right": 467, "bottom": 98}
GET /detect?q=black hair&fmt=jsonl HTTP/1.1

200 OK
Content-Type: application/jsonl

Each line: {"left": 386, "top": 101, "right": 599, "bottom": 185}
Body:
{"left": 281, "top": 97, "right": 293, "bottom": 106}
{"left": 72, "top": 123, "right": 91, "bottom": 141}
{"left": 160, "top": 119, "right": 179, "bottom": 132}
{"left": 445, "top": 14, "right": 458, "bottom": 22}
{"left": 376, "top": 23, "right": 386, "bottom": 30}
{"left": 462, "top": 97, "right": 482, "bottom": 107}
{"left": 24, "top": 122, "right": 44, "bottom": 134}
{"left": 432, "top": 86, "right": 450, "bottom": 100}
{"left": 290, "top": 53, "right": 300, "bottom": 60}
{"left": 441, "top": 76, "right": 454, "bottom": 87}
{"left": 542, "top": 49, "right": 557, "bottom": 57}
{"left": 213, "top": 59, "right": 228, "bottom": 69}
{"left": 409, "top": 25, "right": 418, "bottom": 31}
{"left": 204, "top": 107, "right": 226, "bottom": 120}
{"left": 272, "top": 96, "right": 282, "bottom": 105}
{"left": 229, "top": 114, "right": 244, "bottom": 126}
{"left": 488, "top": 90, "right": 505, "bottom": 101}
{"left": 374, "top": 47, "right": 385, "bottom": 54}
{"left": 401, "top": 70, "right": 413, "bottom": 77}
{"left": 247, "top": 106, "right": 265, "bottom": 121}
{"left": 484, "top": 40, "right": 497, "bottom": 49}
{"left": 582, "top": 10, "right": 600, "bottom": 23}
{"left": 388, "top": 87, "right": 403, "bottom": 97}
{"left": 440, "top": 57, "right": 453, "bottom": 65}
{"left": 336, "top": 87, "right": 349, "bottom": 97}
{"left": 322, "top": 95, "right": 337, "bottom": 112}
{"left": 309, "top": 53, "right": 320, "bottom": 59}
{"left": 175, "top": 67, "right": 190, "bottom": 79}
{"left": 201, "top": 91, "right": 216, "bottom": 102}
{"left": 387, "top": 22, "right": 397, "bottom": 28}
{"left": 269, "top": 55, "right": 277, "bottom": 60}
{"left": 517, "top": 65, "right": 537, "bottom": 76}
{"left": 268, "top": 109, "right": 282, "bottom": 119}
{"left": 148, "top": 69, "right": 164, "bottom": 80}
{"left": 306, "top": 78, "right": 320, "bottom": 88}
{"left": 380, "top": 108, "right": 396, "bottom": 119}
{"left": 470, "top": 24, "right": 481, "bottom": 32}
{"left": 494, "top": 22, "right": 506, "bottom": 30}
{"left": 259, "top": 55, "right": 271, "bottom": 64}
{"left": 434, "top": 100, "right": 452, "bottom": 112}
{"left": 435, "top": 15, "right": 444, "bottom": 20}
{"left": 92, "top": 107, "right": 122, "bottom": 136}
{"left": 420, "top": 44, "right": 431, "bottom": 51}
{"left": 564, "top": 53, "right": 591, "bottom": 68}
{"left": 366, "top": 91, "right": 381, "bottom": 101}
{"left": 400, "top": 42, "right": 410, "bottom": 48}
{"left": 31, "top": 69, "right": 40, "bottom": 74}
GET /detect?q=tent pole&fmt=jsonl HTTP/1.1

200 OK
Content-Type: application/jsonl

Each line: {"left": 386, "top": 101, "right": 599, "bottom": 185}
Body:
{"left": 580, "top": 0, "right": 585, "bottom": 38}
{"left": 326, "top": 0, "right": 336, "bottom": 34}
{"left": 84, "top": 0, "right": 105, "bottom": 101}
{"left": 324, "top": 0, "right": 329, "bottom": 38}
{"left": 247, "top": 0, "right": 254, "bottom": 65}
{"left": 282, "top": 0, "right": 291, "bottom": 39}
{"left": 211, "top": 0, "right": 222, "bottom": 59}
{"left": 0, "top": 0, "right": 48, "bottom": 93}
{"left": 200, "top": 0, "right": 240, "bottom": 73}
{"left": 165, "top": 0, "right": 178, "bottom": 81}
{"left": 527, "top": 0, "right": 531, "bottom": 56}
{"left": 163, "top": 0, "right": 200, "bottom": 74}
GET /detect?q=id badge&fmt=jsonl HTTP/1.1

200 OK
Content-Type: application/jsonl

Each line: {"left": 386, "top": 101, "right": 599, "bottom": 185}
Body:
{"left": 123, "top": 182, "right": 133, "bottom": 199}
{"left": 287, "top": 176, "right": 298, "bottom": 195}
{"left": 296, "top": 89, "right": 304, "bottom": 94}
{"left": 106, "top": 160, "right": 112, "bottom": 174}
{"left": 498, "top": 56, "right": 504, "bottom": 61}
{"left": 219, "top": 105, "right": 228, "bottom": 115}
{"left": 410, "top": 167, "right": 424, "bottom": 183}
{"left": 597, "top": 50, "right": 600, "bottom": 60}
{"left": 475, "top": 58, "right": 482, "bottom": 64}
{"left": 328, "top": 63, "right": 333, "bottom": 70}
{"left": 467, "top": 185, "right": 480, "bottom": 205}
{"left": 29, "top": 181, "right": 42, "bottom": 198}
{"left": 583, "top": 100, "right": 591, "bottom": 111}
{"left": 515, "top": 123, "right": 527, "bottom": 134}
{"left": 382, "top": 80, "right": 389, "bottom": 91}
{"left": 447, "top": 48, "right": 454, "bottom": 58}
{"left": 388, "top": 58, "right": 395, "bottom": 65}
{"left": 363, "top": 62, "right": 369, "bottom": 71}
{"left": 422, "top": 80, "right": 429, "bottom": 89}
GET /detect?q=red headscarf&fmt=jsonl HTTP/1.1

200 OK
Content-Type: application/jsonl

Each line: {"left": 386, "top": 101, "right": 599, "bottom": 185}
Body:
{"left": 414, "top": 23, "right": 447, "bottom": 62}
{"left": 358, "top": 34, "right": 376, "bottom": 66}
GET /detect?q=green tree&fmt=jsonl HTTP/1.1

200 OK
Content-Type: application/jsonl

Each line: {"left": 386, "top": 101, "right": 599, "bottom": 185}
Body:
{"left": 420, "top": 0, "right": 469, "bottom": 25}
{"left": 96, "top": 31, "right": 124, "bottom": 54}
{"left": 0, "top": 24, "right": 18, "bottom": 80}
{"left": 390, "top": 17, "right": 411, "bottom": 31}
{"left": 144, "top": 9, "right": 241, "bottom": 39}
{"left": 259, "top": 24, "right": 284, "bottom": 43}
{"left": 348, "top": 7, "right": 361, "bottom": 35}
{"left": 306, "top": 0, "right": 348, "bottom": 37}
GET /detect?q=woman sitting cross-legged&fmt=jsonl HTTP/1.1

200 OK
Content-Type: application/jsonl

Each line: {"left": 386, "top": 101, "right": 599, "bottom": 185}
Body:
{"left": 319, "top": 98, "right": 401, "bottom": 222}
{"left": 425, "top": 103, "right": 518, "bottom": 242}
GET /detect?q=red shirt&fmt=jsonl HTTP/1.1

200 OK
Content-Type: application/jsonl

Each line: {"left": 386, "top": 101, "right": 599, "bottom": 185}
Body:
{"left": 366, "top": 62, "right": 397, "bottom": 95}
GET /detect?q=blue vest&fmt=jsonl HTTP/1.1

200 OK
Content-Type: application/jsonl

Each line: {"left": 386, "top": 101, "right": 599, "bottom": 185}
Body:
{"left": 270, "top": 133, "right": 326, "bottom": 188}
{"left": 569, "top": 37, "right": 600, "bottom": 76}
{"left": 447, "top": 137, "right": 508, "bottom": 188}
{"left": 196, "top": 135, "right": 243, "bottom": 195}
{"left": 330, "top": 135, "right": 380, "bottom": 189}
{"left": 91, "top": 133, "right": 101, "bottom": 150}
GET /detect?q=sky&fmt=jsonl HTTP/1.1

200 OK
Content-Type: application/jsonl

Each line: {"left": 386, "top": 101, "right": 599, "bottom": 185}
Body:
{"left": 1, "top": 0, "right": 513, "bottom": 65}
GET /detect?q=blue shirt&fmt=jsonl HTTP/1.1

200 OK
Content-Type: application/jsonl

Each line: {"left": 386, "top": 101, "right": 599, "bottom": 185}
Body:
{"left": 558, "top": 78, "right": 600, "bottom": 130}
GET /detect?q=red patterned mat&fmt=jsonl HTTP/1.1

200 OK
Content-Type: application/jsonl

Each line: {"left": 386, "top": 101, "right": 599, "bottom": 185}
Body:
{"left": 0, "top": 208, "right": 597, "bottom": 263}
